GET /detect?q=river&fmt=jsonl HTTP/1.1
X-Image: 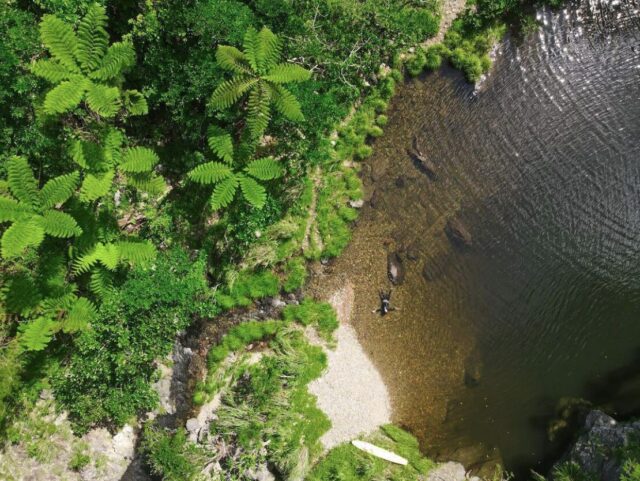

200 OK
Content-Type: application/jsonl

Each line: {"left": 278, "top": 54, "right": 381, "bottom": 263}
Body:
{"left": 312, "top": 0, "right": 640, "bottom": 477}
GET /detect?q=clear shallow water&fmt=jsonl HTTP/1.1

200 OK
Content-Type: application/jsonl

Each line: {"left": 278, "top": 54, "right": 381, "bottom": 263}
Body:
{"left": 313, "top": 0, "right": 640, "bottom": 477}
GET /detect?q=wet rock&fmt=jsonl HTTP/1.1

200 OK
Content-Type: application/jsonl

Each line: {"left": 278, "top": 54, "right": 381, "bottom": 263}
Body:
{"left": 445, "top": 218, "right": 472, "bottom": 248}
{"left": 424, "top": 462, "right": 466, "bottom": 481}
{"left": 186, "top": 418, "right": 201, "bottom": 438}
{"left": 369, "top": 189, "right": 379, "bottom": 209}
{"left": 408, "top": 136, "right": 437, "bottom": 180}
{"left": 552, "top": 411, "right": 640, "bottom": 481}
{"left": 404, "top": 242, "right": 420, "bottom": 261}
{"left": 245, "top": 464, "right": 275, "bottom": 481}
{"left": 349, "top": 199, "right": 365, "bottom": 208}
{"left": 387, "top": 252, "right": 406, "bottom": 285}
{"left": 271, "top": 297, "right": 287, "bottom": 309}
{"left": 422, "top": 262, "right": 439, "bottom": 282}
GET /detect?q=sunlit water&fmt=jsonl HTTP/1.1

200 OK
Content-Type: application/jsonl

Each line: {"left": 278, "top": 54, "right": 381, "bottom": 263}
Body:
{"left": 312, "top": 0, "right": 640, "bottom": 477}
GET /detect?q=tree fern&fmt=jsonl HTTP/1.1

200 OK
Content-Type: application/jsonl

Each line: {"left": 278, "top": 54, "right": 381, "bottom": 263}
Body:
{"left": 126, "top": 174, "right": 166, "bottom": 195}
{"left": 1, "top": 221, "right": 46, "bottom": 258}
{"left": 43, "top": 75, "right": 88, "bottom": 115}
{"left": 79, "top": 171, "right": 114, "bottom": 202}
{"left": 19, "top": 317, "right": 57, "bottom": 352}
{"left": 7, "top": 156, "right": 40, "bottom": 208}
{"left": 119, "top": 147, "right": 159, "bottom": 173}
{"left": 62, "top": 297, "right": 96, "bottom": 333}
{"left": 0, "top": 197, "right": 31, "bottom": 223}
{"left": 31, "top": 59, "right": 72, "bottom": 83}
{"left": 75, "top": 3, "right": 108, "bottom": 72}
{"left": 38, "top": 210, "right": 82, "bottom": 238}
{"left": 39, "top": 15, "right": 79, "bottom": 73}
{"left": 2, "top": 274, "right": 41, "bottom": 316}
{"left": 238, "top": 175, "right": 267, "bottom": 209}
{"left": 89, "top": 267, "right": 112, "bottom": 298}
{"left": 85, "top": 82, "right": 121, "bottom": 118}
{"left": 245, "top": 157, "right": 283, "bottom": 180}
{"left": 40, "top": 171, "right": 80, "bottom": 209}
{"left": 211, "top": 26, "right": 310, "bottom": 138}
{"left": 116, "top": 240, "right": 156, "bottom": 268}
{"left": 188, "top": 162, "right": 233, "bottom": 184}
{"left": 89, "top": 42, "right": 135, "bottom": 82}
{"left": 211, "top": 175, "right": 239, "bottom": 210}
{"left": 123, "top": 90, "right": 148, "bottom": 116}
{"left": 207, "top": 126, "right": 234, "bottom": 163}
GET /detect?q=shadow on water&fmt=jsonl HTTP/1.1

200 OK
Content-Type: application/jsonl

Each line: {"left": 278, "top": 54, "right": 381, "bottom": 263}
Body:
{"left": 313, "top": 0, "right": 640, "bottom": 478}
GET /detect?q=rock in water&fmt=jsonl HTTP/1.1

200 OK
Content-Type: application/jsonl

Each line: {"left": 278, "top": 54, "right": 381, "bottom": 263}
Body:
{"left": 407, "top": 148, "right": 438, "bottom": 180}
{"left": 445, "top": 218, "right": 472, "bottom": 247}
{"left": 387, "top": 252, "right": 406, "bottom": 285}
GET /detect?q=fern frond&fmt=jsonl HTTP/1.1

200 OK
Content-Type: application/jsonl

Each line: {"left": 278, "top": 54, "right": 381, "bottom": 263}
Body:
{"left": 39, "top": 291, "right": 77, "bottom": 319}
{"left": 247, "top": 83, "right": 271, "bottom": 138}
{"left": 245, "top": 157, "right": 283, "bottom": 180}
{"left": 119, "top": 147, "right": 159, "bottom": 173}
{"left": 270, "top": 84, "right": 304, "bottom": 121}
{"left": 188, "top": 161, "right": 233, "bottom": 185}
{"left": 31, "top": 59, "right": 73, "bottom": 83}
{"left": 0, "top": 196, "right": 31, "bottom": 223}
{"left": 38, "top": 210, "right": 82, "bottom": 238}
{"left": 76, "top": 3, "right": 109, "bottom": 72}
{"left": 85, "top": 82, "right": 121, "bottom": 117}
{"left": 43, "top": 75, "right": 88, "bottom": 115}
{"left": 238, "top": 175, "right": 267, "bottom": 209}
{"left": 62, "top": 297, "right": 96, "bottom": 333}
{"left": 126, "top": 173, "right": 166, "bottom": 195}
{"left": 39, "top": 15, "right": 79, "bottom": 73}
{"left": 89, "top": 267, "right": 112, "bottom": 298}
{"left": 216, "top": 45, "right": 251, "bottom": 74}
{"left": 123, "top": 90, "right": 148, "bottom": 116}
{"left": 2, "top": 274, "right": 41, "bottom": 316}
{"left": 39, "top": 171, "right": 80, "bottom": 208}
{"left": 116, "top": 240, "right": 156, "bottom": 268}
{"left": 79, "top": 170, "right": 114, "bottom": 202}
{"left": 7, "top": 156, "right": 40, "bottom": 208}
{"left": 210, "top": 77, "right": 257, "bottom": 110}
{"left": 96, "top": 242, "right": 120, "bottom": 270}
{"left": 243, "top": 27, "right": 260, "bottom": 73}
{"left": 207, "top": 126, "right": 234, "bottom": 163}
{"left": 256, "top": 27, "right": 282, "bottom": 72}
{"left": 1, "top": 220, "right": 45, "bottom": 258}
{"left": 72, "top": 243, "right": 102, "bottom": 274}
{"left": 210, "top": 175, "right": 239, "bottom": 210}
{"left": 89, "top": 41, "right": 135, "bottom": 81}
{"left": 103, "top": 128, "right": 124, "bottom": 165}
{"left": 19, "top": 317, "right": 57, "bottom": 352}
{"left": 264, "top": 63, "right": 311, "bottom": 84}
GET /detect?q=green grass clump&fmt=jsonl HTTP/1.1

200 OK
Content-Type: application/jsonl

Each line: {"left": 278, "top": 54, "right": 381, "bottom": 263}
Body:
{"left": 308, "top": 424, "right": 435, "bottom": 481}
{"left": 283, "top": 257, "right": 307, "bottom": 293}
{"left": 406, "top": 48, "right": 427, "bottom": 76}
{"left": 140, "top": 426, "right": 207, "bottom": 481}
{"left": 283, "top": 299, "right": 338, "bottom": 340}
{"left": 215, "top": 270, "right": 280, "bottom": 309}
{"left": 376, "top": 115, "right": 389, "bottom": 126}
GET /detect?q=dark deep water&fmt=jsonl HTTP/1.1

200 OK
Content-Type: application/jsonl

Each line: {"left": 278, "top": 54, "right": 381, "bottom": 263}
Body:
{"left": 315, "top": 0, "right": 640, "bottom": 477}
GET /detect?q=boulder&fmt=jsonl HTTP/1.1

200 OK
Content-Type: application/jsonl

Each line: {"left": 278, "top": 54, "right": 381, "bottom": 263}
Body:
{"left": 387, "top": 252, "right": 406, "bottom": 285}
{"left": 424, "top": 462, "right": 467, "bottom": 481}
{"left": 445, "top": 218, "right": 472, "bottom": 248}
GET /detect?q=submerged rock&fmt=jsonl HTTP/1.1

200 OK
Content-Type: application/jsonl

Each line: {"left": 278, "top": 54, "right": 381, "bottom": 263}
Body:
{"left": 424, "top": 462, "right": 467, "bottom": 481}
{"left": 445, "top": 218, "right": 473, "bottom": 248}
{"left": 387, "top": 252, "right": 406, "bottom": 285}
{"left": 408, "top": 136, "right": 438, "bottom": 180}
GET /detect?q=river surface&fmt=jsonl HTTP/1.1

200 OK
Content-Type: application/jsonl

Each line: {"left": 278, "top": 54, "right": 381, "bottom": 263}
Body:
{"left": 312, "top": 0, "right": 640, "bottom": 477}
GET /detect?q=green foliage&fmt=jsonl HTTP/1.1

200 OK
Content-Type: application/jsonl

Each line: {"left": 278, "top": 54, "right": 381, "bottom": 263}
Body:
{"left": 52, "top": 248, "right": 214, "bottom": 432}
{"left": 33, "top": 4, "right": 143, "bottom": 118}
{"left": 308, "top": 424, "right": 435, "bottom": 481}
{"left": 140, "top": 425, "right": 207, "bottom": 481}
{"left": 282, "top": 257, "right": 307, "bottom": 293}
{"left": 211, "top": 26, "right": 311, "bottom": 139}
{"left": 551, "top": 462, "right": 595, "bottom": 481}
{"left": 215, "top": 269, "right": 280, "bottom": 310}
{"left": 282, "top": 299, "right": 338, "bottom": 340}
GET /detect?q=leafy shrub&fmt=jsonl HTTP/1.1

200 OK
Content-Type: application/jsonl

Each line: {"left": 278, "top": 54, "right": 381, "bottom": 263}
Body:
{"left": 376, "top": 115, "right": 388, "bottom": 126}
{"left": 52, "top": 248, "right": 213, "bottom": 432}
{"left": 406, "top": 49, "right": 427, "bottom": 76}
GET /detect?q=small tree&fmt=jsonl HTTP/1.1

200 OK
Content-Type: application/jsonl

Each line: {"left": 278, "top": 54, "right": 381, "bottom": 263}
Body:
{"left": 210, "top": 26, "right": 311, "bottom": 139}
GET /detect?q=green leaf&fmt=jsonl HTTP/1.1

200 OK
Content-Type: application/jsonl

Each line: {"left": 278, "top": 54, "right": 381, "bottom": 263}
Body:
{"left": 210, "top": 77, "right": 257, "bottom": 110}
{"left": 1, "top": 220, "right": 45, "bottom": 258}
{"left": 207, "top": 126, "right": 234, "bottom": 163}
{"left": 123, "top": 89, "right": 148, "bottom": 116}
{"left": 103, "top": 128, "right": 124, "bottom": 165}
{"left": 90, "top": 42, "right": 135, "bottom": 81}
{"left": 96, "top": 242, "right": 120, "bottom": 270}
{"left": 245, "top": 157, "right": 283, "bottom": 180}
{"left": 7, "top": 156, "right": 40, "bottom": 208}
{"left": 89, "top": 268, "right": 112, "bottom": 298}
{"left": 269, "top": 84, "right": 304, "bottom": 121}
{"left": 210, "top": 175, "right": 239, "bottom": 210}
{"left": 247, "top": 83, "right": 271, "bottom": 139}
{"left": 63, "top": 297, "right": 96, "bottom": 333}
{"left": 116, "top": 240, "right": 156, "bottom": 268}
{"left": 79, "top": 170, "right": 114, "bottom": 202}
{"left": 216, "top": 45, "right": 251, "bottom": 74}
{"left": 39, "top": 15, "right": 80, "bottom": 73}
{"left": 126, "top": 173, "right": 166, "bottom": 195}
{"left": 2, "top": 274, "right": 41, "bottom": 316}
{"left": 256, "top": 27, "right": 282, "bottom": 72}
{"left": 242, "top": 26, "right": 260, "bottom": 73}
{"left": 38, "top": 210, "right": 82, "bottom": 238}
{"left": 238, "top": 175, "right": 267, "bottom": 209}
{"left": 85, "top": 82, "right": 121, "bottom": 117}
{"left": 43, "top": 75, "right": 88, "bottom": 115}
{"left": 40, "top": 171, "right": 80, "bottom": 208}
{"left": 0, "top": 196, "right": 31, "bottom": 223}
{"left": 263, "top": 63, "right": 311, "bottom": 83}
{"left": 188, "top": 161, "right": 233, "bottom": 185}
{"left": 19, "top": 317, "right": 57, "bottom": 351}
{"left": 76, "top": 3, "right": 109, "bottom": 72}
{"left": 120, "top": 147, "right": 159, "bottom": 173}
{"left": 31, "top": 59, "right": 73, "bottom": 83}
